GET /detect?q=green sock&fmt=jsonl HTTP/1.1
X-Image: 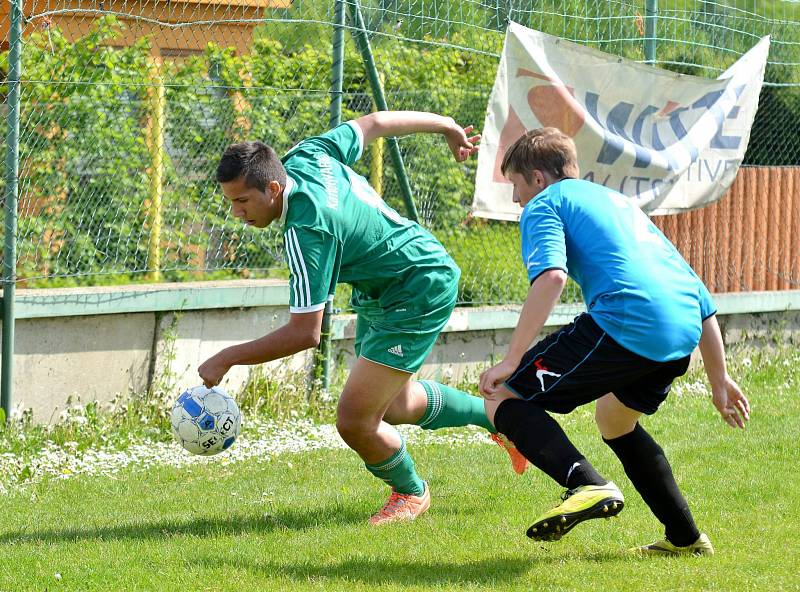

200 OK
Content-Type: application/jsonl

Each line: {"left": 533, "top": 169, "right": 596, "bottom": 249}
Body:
{"left": 416, "top": 380, "right": 496, "bottom": 433}
{"left": 365, "top": 436, "right": 425, "bottom": 496}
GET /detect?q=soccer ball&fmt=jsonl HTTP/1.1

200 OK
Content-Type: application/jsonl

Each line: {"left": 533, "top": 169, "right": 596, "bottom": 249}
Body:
{"left": 170, "top": 386, "right": 242, "bottom": 456}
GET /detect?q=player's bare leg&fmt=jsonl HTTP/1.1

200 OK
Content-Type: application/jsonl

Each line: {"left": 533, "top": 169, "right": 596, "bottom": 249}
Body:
{"left": 594, "top": 393, "right": 642, "bottom": 439}
{"left": 381, "top": 379, "right": 428, "bottom": 425}
{"left": 337, "top": 357, "right": 415, "bottom": 463}
{"left": 337, "top": 357, "right": 430, "bottom": 524}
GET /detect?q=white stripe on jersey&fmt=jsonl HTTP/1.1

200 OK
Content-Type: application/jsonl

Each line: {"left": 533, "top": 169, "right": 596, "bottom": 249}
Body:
{"left": 286, "top": 228, "right": 312, "bottom": 309}
{"left": 283, "top": 232, "right": 303, "bottom": 307}
{"left": 289, "top": 302, "right": 327, "bottom": 314}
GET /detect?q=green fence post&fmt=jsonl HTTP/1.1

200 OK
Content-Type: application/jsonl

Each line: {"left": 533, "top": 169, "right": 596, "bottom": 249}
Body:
{"left": 311, "top": 0, "right": 347, "bottom": 400}
{"left": 146, "top": 58, "right": 165, "bottom": 282}
{"left": 347, "top": 0, "right": 419, "bottom": 222}
{"left": 330, "top": 0, "right": 345, "bottom": 130}
{"left": 644, "top": 0, "right": 658, "bottom": 65}
{"left": 2, "top": 0, "right": 23, "bottom": 422}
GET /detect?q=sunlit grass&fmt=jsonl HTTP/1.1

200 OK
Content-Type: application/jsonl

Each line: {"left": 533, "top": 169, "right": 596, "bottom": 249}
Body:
{"left": 1, "top": 345, "right": 797, "bottom": 590}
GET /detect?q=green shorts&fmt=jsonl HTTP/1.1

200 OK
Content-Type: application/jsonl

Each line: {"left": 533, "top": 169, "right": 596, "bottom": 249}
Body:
{"left": 353, "top": 269, "right": 459, "bottom": 373}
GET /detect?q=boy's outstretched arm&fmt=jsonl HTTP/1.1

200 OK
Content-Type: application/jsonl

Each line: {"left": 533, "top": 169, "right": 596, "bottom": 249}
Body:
{"left": 198, "top": 310, "right": 324, "bottom": 388}
{"left": 698, "top": 314, "right": 750, "bottom": 428}
{"left": 353, "top": 111, "right": 480, "bottom": 162}
{"left": 479, "top": 269, "right": 567, "bottom": 396}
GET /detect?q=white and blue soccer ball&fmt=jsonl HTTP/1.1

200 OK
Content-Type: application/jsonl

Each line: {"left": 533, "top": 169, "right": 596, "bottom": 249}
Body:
{"left": 170, "top": 386, "right": 242, "bottom": 456}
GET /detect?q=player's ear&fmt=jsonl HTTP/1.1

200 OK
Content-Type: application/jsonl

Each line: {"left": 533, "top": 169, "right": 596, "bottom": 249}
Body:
{"left": 267, "top": 180, "right": 282, "bottom": 199}
{"left": 533, "top": 170, "right": 546, "bottom": 189}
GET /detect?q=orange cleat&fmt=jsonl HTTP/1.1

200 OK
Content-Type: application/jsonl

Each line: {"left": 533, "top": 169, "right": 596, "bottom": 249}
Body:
{"left": 369, "top": 483, "right": 431, "bottom": 525}
{"left": 491, "top": 432, "right": 529, "bottom": 475}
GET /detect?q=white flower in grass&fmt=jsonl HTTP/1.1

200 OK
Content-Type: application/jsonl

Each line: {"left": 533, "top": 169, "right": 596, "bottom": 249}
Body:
{"left": 673, "top": 380, "right": 708, "bottom": 398}
{"left": 2, "top": 419, "right": 498, "bottom": 494}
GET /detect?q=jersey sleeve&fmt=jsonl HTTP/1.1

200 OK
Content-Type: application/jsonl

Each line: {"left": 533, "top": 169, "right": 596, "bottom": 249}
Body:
{"left": 698, "top": 281, "right": 717, "bottom": 320}
{"left": 673, "top": 246, "right": 717, "bottom": 320}
{"left": 520, "top": 199, "right": 568, "bottom": 283}
{"left": 283, "top": 226, "right": 341, "bottom": 313}
{"left": 286, "top": 121, "right": 364, "bottom": 166}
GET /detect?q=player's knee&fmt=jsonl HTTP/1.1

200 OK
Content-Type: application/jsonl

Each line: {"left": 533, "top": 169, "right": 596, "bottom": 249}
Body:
{"left": 594, "top": 412, "right": 614, "bottom": 439}
{"left": 493, "top": 398, "right": 531, "bottom": 441}
{"left": 335, "top": 413, "right": 358, "bottom": 443}
{"left": 335, "top": 410, "right": 376, "bottom": 446}
{"left": 595, "top": 404, "right": 637, "bottom": 440}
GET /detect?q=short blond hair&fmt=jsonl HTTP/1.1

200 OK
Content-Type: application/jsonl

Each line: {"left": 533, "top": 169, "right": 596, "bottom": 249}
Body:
{"left": 500, "top": 127, "right": 579, "bottom": 183}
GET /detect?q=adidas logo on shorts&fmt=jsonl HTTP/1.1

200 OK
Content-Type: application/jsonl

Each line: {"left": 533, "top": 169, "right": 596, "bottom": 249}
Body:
{"left": 388, "top": 344, "right": 404, "bottom": 357}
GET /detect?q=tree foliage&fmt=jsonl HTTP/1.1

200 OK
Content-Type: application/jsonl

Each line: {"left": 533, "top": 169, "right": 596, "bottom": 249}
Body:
{"left": 2, "top": 5, "right": 797, "bottom": 302}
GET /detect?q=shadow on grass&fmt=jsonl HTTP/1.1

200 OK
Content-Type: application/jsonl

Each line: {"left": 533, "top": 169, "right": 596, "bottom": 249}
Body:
{"left": 193, "top": 552, "right": 625, "bottom": 586}
{"left": 0, "top": 502, "right": 367, "bottom": 545}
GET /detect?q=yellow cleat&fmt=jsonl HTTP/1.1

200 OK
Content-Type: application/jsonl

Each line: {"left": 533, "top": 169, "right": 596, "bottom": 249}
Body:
{"left": 632, "top": 533, "right": 714, "bottom": 557}
{"left": 369, "top": 483, "right": 431, "bottom": 525}
{"left": 526, "top": 482, "right": 625, "bottom": 541}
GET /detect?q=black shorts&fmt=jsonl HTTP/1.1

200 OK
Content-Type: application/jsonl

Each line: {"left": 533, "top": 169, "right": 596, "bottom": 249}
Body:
{"left": 504, "top": 313, "right": 691, "bottom": 415}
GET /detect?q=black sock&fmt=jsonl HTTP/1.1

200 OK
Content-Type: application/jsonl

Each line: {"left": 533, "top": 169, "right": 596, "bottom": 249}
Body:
{"left": 494, "top": 399, "right": 606, "bottom": 488}
{"left": 564, "top": 457, "right": 607, "bottom": 490}
{"left": 604, "top": 423, "right": 701, "bottom": 547}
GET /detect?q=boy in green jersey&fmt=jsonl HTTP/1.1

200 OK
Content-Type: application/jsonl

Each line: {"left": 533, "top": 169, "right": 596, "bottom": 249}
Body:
{"left": 198, "top": 111, "right": 527, "bottom": 524}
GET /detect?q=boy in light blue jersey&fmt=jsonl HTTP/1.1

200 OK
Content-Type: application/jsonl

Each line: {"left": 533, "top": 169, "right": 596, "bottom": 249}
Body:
{"left": 197, "top": 111, "right": 527, "bottom": 525}
{"left": 479, "top": 127, "right": 750, "bottom": 555}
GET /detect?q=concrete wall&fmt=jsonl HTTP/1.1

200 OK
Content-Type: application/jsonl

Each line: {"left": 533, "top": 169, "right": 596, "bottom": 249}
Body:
{"left": 2, "top": 281, "right": 799, "bottom": 422}
{"left": 14, "top": 314, "right": 154, "bottom": 422}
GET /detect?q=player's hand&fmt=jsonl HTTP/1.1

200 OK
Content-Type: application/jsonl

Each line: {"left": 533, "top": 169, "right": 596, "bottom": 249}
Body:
{"left": 198, "top": 353, "right": 231, "bottom": 388}
{"left": 711, "top": 374, "right": 750, "bottom": 429}
{"left": 444, "top": 121, "right": 481, "bottom": 162}
{"left": 479, "top": 359, "right": 517, "bottom": 397}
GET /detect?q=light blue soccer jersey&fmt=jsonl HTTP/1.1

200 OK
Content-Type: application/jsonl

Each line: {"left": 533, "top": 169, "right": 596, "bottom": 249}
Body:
{"left": 520, "top": 178, "right": 716, "bottom": 362}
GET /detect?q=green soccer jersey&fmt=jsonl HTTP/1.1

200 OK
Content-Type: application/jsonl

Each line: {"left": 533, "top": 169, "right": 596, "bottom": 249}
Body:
{"left": 279, "top": 122, "right": 459, "bottom": 318}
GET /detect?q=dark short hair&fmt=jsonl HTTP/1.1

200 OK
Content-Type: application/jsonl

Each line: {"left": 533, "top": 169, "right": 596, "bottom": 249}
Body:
{"left": 500, "top": 127, "right": 579, "bottom": 183}
{"left": 216, "top": 141, "right": 287, "bottom": 190}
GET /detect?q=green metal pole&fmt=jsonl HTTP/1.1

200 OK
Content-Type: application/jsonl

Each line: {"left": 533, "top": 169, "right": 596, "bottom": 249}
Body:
{"left": 644, "top": 0, "right": 658, "bottom": 65}
{"left": 312, "top": 0, "right": 347, "bottom": 399}
{"left": 2, "top": 0, "right": 23, "bottom": 421}
{"left": 330, "top": 0, "right": 345, "bottom": 129}
{"left": 146, "top": 59, "right": 165, "bottom": 283}
{"left": 348, "top": 0, "right": 419, "bottom": 222}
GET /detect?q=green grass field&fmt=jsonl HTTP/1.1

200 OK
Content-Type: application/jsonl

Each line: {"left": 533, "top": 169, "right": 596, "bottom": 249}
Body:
{"left": 1, "top": 347, "right": 799, "bottom": 591}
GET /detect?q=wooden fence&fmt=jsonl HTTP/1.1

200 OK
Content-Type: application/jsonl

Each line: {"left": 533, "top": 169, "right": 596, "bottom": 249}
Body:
{"left": 653, "top": 166, "right": 800, "bottom": 293}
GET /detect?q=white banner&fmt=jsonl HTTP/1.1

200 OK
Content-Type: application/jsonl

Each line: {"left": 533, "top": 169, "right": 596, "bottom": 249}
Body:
{"left": 473, "top": 23, "right": 769, "bottom": 220}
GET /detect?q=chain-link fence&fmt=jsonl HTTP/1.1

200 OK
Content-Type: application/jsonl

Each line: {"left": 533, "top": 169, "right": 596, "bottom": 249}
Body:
{"left": 2, "top": 0, "right": 799, "bottom": 306}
